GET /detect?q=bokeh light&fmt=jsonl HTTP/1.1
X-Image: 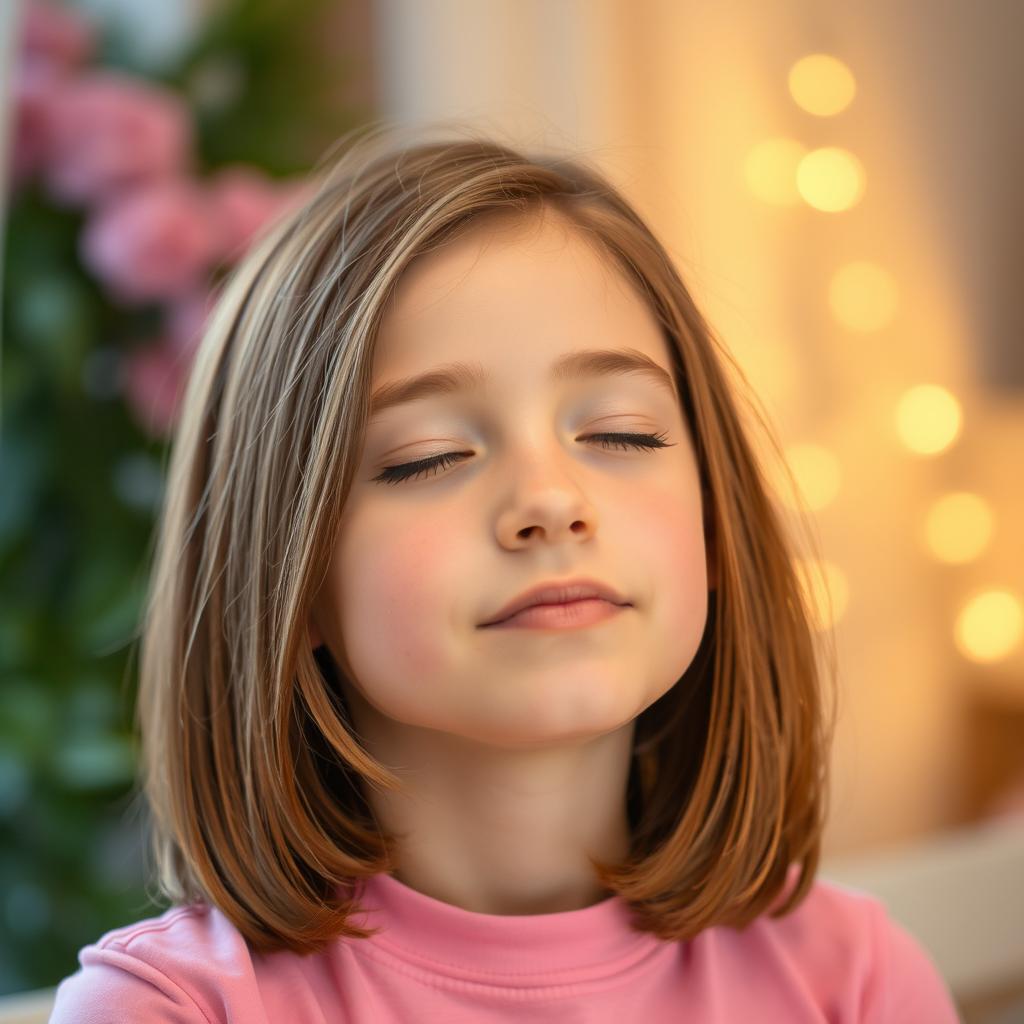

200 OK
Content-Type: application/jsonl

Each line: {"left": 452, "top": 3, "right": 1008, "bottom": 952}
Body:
{"left": 955, "top": 589, "right": 1024, "bottom": 663}
{"left": 828, "top": 261, "right": 900, "bottom": 332}
{"left": 788, "top": 54, "right": 857, "bottom": 116}
{"left": 797, "top": 147, "right": 865, "bottom": 211}
{"left": 782, "top": 442, "right": 842, "bottom": 510}
{"left": 922, "top": 492, "right": 994, "bottom": 564}
{"left": 744, "top": 137, "right": 807, "bottom": 206}
{"left": 794, "top": 557, "right": 849, "bottom": 631}
{"left": 725, "top": 334, "right": 802, "bottom": 410}
{"left": 895, "top": 384, "right": 963, "bottom": 455}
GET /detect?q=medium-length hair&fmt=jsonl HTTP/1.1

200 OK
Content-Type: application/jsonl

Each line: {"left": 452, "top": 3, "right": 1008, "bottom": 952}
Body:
{"left": 136, "top": 122, "right": 836, "bottom": 953}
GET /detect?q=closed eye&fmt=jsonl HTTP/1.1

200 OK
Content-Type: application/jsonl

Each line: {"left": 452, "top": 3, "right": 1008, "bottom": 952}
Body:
{"left": 370, "top": 431, "right": 675, "bottom": 485}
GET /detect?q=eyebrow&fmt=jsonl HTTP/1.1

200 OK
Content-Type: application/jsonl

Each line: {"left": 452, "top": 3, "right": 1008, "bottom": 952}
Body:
{"left": 368, "top": 347, "right": 678, "bottom": 420}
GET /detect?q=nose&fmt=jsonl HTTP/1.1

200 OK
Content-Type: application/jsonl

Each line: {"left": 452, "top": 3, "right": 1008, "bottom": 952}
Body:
{"left": 494, "top": 476, "right": 598, "bottom": 548}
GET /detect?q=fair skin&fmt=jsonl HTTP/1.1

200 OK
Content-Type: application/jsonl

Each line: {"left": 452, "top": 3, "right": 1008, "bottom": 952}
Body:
{"left": 309, "top": 206, "right": 715, "bottom": 916}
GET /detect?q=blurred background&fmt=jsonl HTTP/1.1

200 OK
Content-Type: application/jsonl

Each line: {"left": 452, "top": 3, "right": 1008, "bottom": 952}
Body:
{"left": 0, "top": 1, "right": 1022, "bottom": 1021}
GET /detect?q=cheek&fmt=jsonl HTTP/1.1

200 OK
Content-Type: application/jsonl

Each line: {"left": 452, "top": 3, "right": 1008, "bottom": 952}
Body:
{"left": 626, "top": 480, "right": 709, "bottom": 644}
{"left": 333, "top": 508, "right": 461, "bottom": 687}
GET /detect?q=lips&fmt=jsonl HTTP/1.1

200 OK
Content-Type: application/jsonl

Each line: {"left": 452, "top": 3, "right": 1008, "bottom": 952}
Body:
{"left": 479, "top": 577, "right": 631, "bottom": 628}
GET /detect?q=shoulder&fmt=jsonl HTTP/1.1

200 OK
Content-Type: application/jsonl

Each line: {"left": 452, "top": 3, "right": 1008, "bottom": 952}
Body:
{"left": 50, "top": 902, "right": 261, "bottom": 1023}
{"left": 737, "top": 875, "right": 961, "bottom": 1022}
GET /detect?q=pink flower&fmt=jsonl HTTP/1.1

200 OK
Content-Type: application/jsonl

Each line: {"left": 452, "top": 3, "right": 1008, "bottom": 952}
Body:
{"left": 8, "top": 64, "right": 56, "bottom": 187}
{"left": 207, "top": 166, "right": 312, "bottom": 262}
{"left": 18, "top": 1, "right": 96, "bottom": 77}
{"left": 207, "top": 166, "right": 280, "bottom": 261}
{"left": 43, "top": 70, "right": 192, "bottom": 206}
{"left": 80, "top": 178, "right": 217, "bottom": 304}
{"left": 166, "top": 288, "right": 217, "bottom": 360}
{"left": 120, "top": 336, "right": 191, "bottom": 438}
{"left": 121, "top": 289, "right": 217, "bottom": 437}
{"left": 8, "top": 0, "right": 96, "bottom": 192}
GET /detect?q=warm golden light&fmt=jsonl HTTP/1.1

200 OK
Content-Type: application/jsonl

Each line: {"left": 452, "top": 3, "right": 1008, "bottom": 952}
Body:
{"left": 783, "top": 442, "right": 842, "bottom": 510}
{"left": 744, "top": 138, "right": 807, "bottom": 206}
{"left": 955, "top": 589, "right": 1024, "bottom": 663}
{"left": 794, "top": 557, "right": 849, "bottom": 631}
{"left": 788, "top": 54, "right": 857, "bottom": 116}
{"left": 726, "top": 334, "right": 801, "bottom": 410}
{"left": 796, "top": 147, "right": 865, "bottom": 212}
{"left": 895, "top": 384, "right": 963, "bottom": 454}
{"left": 923, "top": 492, "right": 995, "bottom": 564}
{"left": 828, "top": 261, "right": 900, "bottom": 332}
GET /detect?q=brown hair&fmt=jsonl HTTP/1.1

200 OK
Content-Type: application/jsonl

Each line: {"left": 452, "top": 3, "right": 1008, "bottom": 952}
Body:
{"left": 135, "top": 122, "right": 837, "bottom": 953}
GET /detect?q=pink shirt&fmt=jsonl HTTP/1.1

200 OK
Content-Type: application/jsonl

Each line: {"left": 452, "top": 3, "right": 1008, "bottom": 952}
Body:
{"left": 50, "top": 869, "right": 960, "bottom": 1022}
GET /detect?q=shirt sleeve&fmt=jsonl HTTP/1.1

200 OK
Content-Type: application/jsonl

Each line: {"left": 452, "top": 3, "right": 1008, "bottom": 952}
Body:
{"left": 862, "top": 901, "right": 963, "bottom": 1024}
{"left": 49, "top": 944, "right": 213, "bottom": 1024}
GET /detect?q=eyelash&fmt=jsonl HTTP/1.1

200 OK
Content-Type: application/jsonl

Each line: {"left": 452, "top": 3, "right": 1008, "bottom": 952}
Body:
{"left": 371, "top": 431, "right": 674, "bottom": 486}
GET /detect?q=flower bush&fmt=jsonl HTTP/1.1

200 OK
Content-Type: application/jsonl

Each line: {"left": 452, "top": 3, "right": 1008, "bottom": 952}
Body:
{"left": 1, "top": 0, "right": 356, "bottom": 994}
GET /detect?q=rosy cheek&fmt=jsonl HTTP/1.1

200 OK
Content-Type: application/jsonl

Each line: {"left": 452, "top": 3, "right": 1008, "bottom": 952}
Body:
{"left": 377, "top": 519, "right": 445, "bottom": 616}
{"left": 632, "top": 486, "right": 707, "bottom": 599}
{"left": 340, "top": 511, "right": 455, "bottom": 677}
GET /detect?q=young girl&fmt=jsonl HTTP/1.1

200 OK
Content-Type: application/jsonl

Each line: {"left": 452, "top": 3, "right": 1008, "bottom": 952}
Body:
{"left": 51, "top": 124, "right": 960, "bottom": 1022}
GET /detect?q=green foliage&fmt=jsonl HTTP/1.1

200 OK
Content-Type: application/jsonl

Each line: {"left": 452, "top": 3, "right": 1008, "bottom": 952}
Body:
{"left": 0, "top": 186, "right": 156, "bottom": 996}
{"left": 0, "top": 0, "right": 363, "bottom": 996}
{"left": 172, "top": 0, "right": 351, "bottom": 176}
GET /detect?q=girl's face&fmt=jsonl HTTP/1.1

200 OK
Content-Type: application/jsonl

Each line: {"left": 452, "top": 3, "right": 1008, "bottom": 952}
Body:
{"left": 311, "top": 209, "right": 712, "bottom": 752}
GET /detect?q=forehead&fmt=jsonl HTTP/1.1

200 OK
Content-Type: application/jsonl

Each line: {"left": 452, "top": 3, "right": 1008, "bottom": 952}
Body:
{"left": 375, "top": 208, "right": 669, "bottom": 377}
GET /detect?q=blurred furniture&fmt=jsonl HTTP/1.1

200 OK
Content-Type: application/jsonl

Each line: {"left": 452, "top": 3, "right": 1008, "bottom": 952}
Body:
{"left": 823, "top": 814, "right": 1024, "bottom": 1024}
{"left": 963, "top": 685, "right": 1024, "bottom": 823}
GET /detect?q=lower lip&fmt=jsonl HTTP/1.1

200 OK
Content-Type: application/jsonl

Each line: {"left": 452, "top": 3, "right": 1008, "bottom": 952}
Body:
{"left": 484, "top": 598, "right": 629, "bottom": 630}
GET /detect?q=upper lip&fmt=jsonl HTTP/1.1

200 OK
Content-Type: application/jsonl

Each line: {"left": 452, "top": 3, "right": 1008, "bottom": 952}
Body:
{"left": 479, "top": 577, "right": 631, "bottom": 627}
